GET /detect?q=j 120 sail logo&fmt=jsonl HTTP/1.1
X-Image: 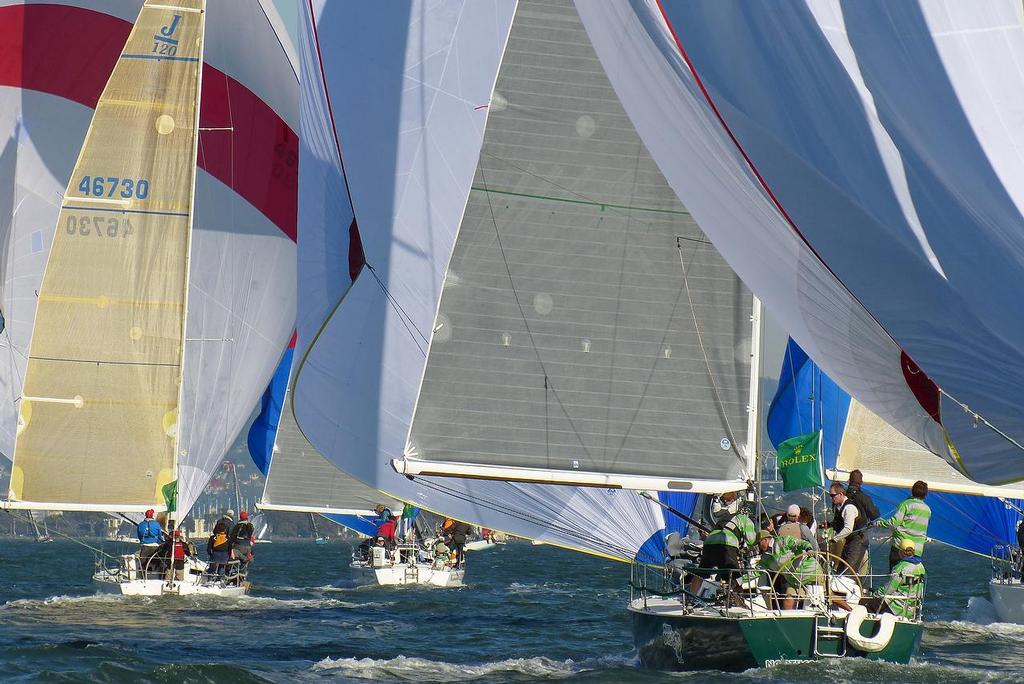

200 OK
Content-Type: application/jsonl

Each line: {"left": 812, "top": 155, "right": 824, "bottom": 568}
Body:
{"left": 152, "top": 15, "right": 182, "bottom": 57}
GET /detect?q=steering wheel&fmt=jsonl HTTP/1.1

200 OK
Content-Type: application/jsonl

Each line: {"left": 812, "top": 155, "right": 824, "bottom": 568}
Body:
{"left": 768, "top": 551, "right": 863, "bottom": 598}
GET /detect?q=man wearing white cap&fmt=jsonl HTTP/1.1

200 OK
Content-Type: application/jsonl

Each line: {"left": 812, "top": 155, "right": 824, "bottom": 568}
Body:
{"left": 777, "top": 504, "right": 819, "bottom": 552}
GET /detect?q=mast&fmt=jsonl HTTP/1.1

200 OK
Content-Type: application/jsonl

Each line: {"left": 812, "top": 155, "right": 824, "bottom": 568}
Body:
{"left": 745, "top": 296, "right": 762, "bottom": 482}
{"left": 170, "top": 0, "right": 207, "bottom": 526}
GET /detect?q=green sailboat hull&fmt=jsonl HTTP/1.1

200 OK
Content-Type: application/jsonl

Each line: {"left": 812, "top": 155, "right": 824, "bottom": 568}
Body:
{"left": 632, "top": 607, "right": 922, "bottom": 671}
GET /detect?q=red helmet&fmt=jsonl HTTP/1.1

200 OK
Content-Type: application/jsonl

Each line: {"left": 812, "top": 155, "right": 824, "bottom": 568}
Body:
{"left": 240, "top": 511, "right": 249, "bottom": 521}
{"left": 145, "top": 509, "right": 155, "bottom": 518}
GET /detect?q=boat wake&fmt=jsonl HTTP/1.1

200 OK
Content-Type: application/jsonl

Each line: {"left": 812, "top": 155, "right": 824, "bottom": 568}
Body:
{"left": 753, "top": 656, "right": 1014, "bottom": 684}
{"left": 1, "top": 592, "right": 387, "bottom": 613}
{"left": 312, "top": 653, "right": 636, "bottom": 681}
{"left": 924, "top": 596, "right": 1024, "bottom": 639}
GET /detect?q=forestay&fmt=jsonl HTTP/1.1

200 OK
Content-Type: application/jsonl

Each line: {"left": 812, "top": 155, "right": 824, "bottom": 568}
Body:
{"left": 0, "top": 0, "right": 299, "bottom": 515}
{"left": 293, "top": 0, "right": 705, "bottom": 562}
{"left": 578, "top": 0, "right": 1024, "bottom": 486}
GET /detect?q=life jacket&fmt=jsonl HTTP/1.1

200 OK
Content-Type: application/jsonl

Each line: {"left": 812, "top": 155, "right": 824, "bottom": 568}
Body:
{"left": 172, "top": 540, "right": 186, "bottom": 560}
{"left": 777, "top": 521, "right": 803, "bottom": 541}
{"left": 847, "top": 486, "right": 880, "bottom": 521}
{"left": 212, "top": 531, "right": 229, "bottom": 550}
{"left": 442, "top": 518, "right": 455, "bottom": 531}
{"left": 832, "top": 499, "right": 864, "bottom": 539}
{"left": 138, "top": 519, "right": 162, "bottom": 544}
{"left": 377, "top": 519, "right": 397, "bottom": 539}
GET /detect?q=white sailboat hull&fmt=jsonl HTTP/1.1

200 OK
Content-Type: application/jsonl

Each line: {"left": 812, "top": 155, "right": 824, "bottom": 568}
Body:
{"left": 93, "top": 555, "right": 248, "bottom": 597}
{"left": 350, "top": 560, "right": 464, "bottom": 587}
{"left": 989, "top": 579, "right": 1024, "bottom": 623}
{"left": 464, "top": 539, "right": 503, "bottom": 552}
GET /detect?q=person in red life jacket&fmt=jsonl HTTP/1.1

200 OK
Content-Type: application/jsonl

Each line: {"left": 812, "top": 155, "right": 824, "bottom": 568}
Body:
{"left": 376, "top": 515, "right": 398, "bottom": 550}
{"left": 230, "top": 511, "right": 256, "bottom": 569}
{"left": 157, "top": 528, "right": 192, "bottom": 581}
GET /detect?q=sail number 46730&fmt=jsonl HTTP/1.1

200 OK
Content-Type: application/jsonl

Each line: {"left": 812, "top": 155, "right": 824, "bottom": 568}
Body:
{"left": 65, "top": 215, "right": 135, "bottom": 239}
{"left": 78, "top": 176, "right": 150, "bottom": 200}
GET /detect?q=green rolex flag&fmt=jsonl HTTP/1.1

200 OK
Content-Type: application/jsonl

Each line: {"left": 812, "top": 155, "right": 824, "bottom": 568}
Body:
{"left": 776, "top": 430, "right": 824, "bottom": 492}
{"left": 162, "top": 480, "right": 178, "bottom": 513}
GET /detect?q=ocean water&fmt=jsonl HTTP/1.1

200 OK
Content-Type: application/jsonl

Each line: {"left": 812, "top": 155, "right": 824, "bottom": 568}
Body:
{"left": 0, "top": 538, "right": 1017, "bottom": 683}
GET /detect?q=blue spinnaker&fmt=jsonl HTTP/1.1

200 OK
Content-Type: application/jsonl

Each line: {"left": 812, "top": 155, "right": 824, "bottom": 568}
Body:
{"left": 247, "top": 334, "right": 295, "bottom": 476}
{"left": 767, "top": 337, "right": 1022, "bottom": 557}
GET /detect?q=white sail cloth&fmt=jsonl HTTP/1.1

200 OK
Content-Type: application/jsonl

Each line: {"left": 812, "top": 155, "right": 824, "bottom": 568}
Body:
{"left": 0, "top": 1, "right": 297, "bottom": 514}
{"left": 293, "top": 0, "right": 688, "bottom": 561}
{"left": 576, "top": 0, "right": 1024, "bottom": 485}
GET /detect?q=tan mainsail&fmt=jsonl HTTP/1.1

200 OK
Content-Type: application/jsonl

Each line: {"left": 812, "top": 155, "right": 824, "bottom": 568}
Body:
{"left": 832, "top": 401, "right": 1024, "bottom": 498}
{"left": 8, "top": 0, "right": 206, "bottom": 510}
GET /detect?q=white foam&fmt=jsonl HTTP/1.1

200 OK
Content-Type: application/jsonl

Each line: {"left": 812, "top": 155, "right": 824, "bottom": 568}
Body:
{"left": 1, "top": 594, "right": 127, "bottom": 610}
{"left": 312, "top": 654, "right": 613, "bottom": 680}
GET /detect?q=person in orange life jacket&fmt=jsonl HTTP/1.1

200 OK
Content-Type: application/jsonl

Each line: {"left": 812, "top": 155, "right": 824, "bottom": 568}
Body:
{"left": 207, "top": 519, "right": 231, "bottom": 576}
{"left": 442, "top": 518, "right": 472, "bottom": 568}
{"left": 230, "top": 511, "right": 255, "bottom": 568}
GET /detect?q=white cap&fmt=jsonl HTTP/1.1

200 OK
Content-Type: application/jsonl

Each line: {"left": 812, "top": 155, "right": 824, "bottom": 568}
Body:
{"left": 787, "top": 504, "right": 800, "bottom": 517}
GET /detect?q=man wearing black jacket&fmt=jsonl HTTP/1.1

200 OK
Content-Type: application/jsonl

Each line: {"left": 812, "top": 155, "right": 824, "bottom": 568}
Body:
{"left": 442, "top": 518, "right": 472, "bottom": 568}
{"left": 847, "top": 470, "right": 880, "bottom": 521}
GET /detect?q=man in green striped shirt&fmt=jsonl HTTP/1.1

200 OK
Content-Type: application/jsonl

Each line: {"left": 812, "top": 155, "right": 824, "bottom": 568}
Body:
{"left": 876, "top": 480, "right": 931, "bottom": 572}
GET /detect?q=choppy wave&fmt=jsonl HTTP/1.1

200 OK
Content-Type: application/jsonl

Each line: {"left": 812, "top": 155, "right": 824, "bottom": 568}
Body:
{"left": 313, "top": 655, "right": 584, "bottom": 680}
{"left": 2, "top": 593, "right": 125, "bottom": 610}
{"left": 2, "top": 592, "right": 388, "bottom": 612}
{"left": 750, "top": 655, "right": 1014, "bottom": 683}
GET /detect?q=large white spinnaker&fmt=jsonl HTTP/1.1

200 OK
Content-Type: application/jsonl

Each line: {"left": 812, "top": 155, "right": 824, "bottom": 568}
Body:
{"left": 0, "top": 0, "right": 298, "bottom": 515}
{"left": 577, "top": 1, "right": 1024, "bottom": 486}
{"left": 293, "top": 1, "right": 750, "bottom": 561}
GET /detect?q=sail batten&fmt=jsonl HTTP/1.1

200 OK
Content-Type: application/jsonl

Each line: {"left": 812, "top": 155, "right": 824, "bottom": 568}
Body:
{"left": 7, "top": 0, "right": 205, "bottom": 511}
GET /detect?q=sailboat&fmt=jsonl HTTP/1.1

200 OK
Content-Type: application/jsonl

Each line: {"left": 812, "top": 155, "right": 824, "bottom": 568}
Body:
{"left": 292, "top": 0, "right": 713, "bottom": 580}
{"left": 769, "top": 337, "right": 1024, "bottom": 624}
{"left": 291, "top": 0, "right": 939, "bottom": 670}
{"left": 0, "top": 0, "right": 298, "bottom": 597}
{"left": 254, "top": 359, "right": 465, "bottom": 587}
{"left": 29, "top": 510, "right": 53, "bottom": 543}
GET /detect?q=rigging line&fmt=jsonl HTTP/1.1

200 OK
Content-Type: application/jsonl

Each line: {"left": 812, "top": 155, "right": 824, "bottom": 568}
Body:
{"left": 496, "top": 480, "right": 607, "bottom": 542}
{"left": 0, "top": 508, "right": 121, "bottom": 561}
{"left": 364, "top": 263, "right": 428, "bottom": 357}
{"left": 675, "top": 237, "right": 743, "bottom": 465}
{"left": 413, "top": 477, "right": 636, "bottom": 558}
{"left": 604, "top": 234, "right": 694, "bottom": 467}
{"left": 938, "top": 388, "right": 1024, "bottom": 466}
{"left": 600, "top": 142, "right": 642, "bottom": 464}
{"left": 481, "top": 151, "right": 689, "bottom": 223}
{"left": 470, "top": 185, "right": 692, "bottom": 218}
{"left": 476, "top": 164, "right": 596, "bottom": 464}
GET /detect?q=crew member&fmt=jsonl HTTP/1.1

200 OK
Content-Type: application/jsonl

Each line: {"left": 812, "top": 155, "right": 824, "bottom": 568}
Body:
{"left": 689, "top": 505, "right": 756, "bottom": 594}
{"left": 875, "top": 480, "right": 931, "bottom": 572}
{"left": 230, "top": 511, "right": 256, "bottom": 569}
{"left": 136, "top": 509, "right": 163, "bottom": 575}
{"left": 829, "top": 482, "right": 867, "bottom": 575}
{"left": 861, "top": 539, "right": 925, "bottom": 618}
